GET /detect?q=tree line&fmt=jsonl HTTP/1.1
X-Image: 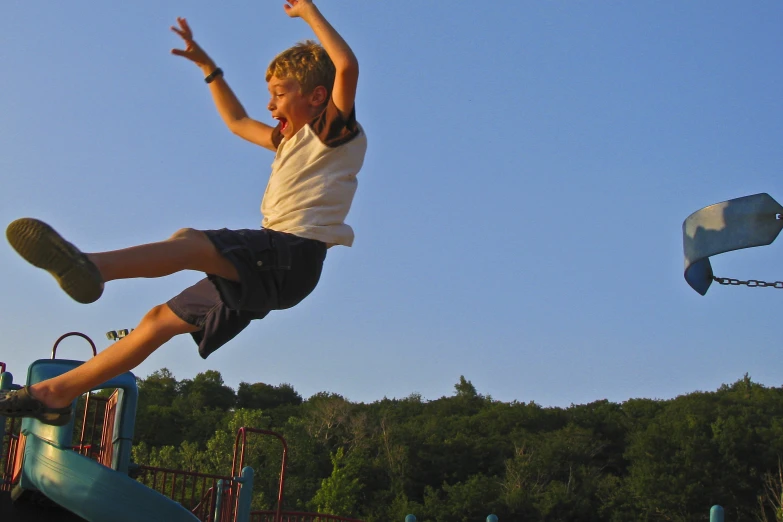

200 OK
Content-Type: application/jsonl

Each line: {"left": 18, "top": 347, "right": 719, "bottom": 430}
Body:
{"left": 128, "top": 370, "right": 783, "bottom": 522}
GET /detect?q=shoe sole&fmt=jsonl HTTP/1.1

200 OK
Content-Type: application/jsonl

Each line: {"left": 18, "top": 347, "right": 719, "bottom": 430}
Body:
{"left": 6, "top": 218, "right": 103, "bottom": 304}
{"left": 0, "top": 387, "right": 72, "bottom": 427}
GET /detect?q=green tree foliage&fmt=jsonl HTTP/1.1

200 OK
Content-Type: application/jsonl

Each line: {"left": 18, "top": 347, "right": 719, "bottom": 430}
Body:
{"left": 128, "top": 373, "right": 783, "bottom": 522}
{"left": 454, "top": 376, "right": 478, "bottom": 399}
{"left": 237, "top": 381, "right": 303, "bottom": 410}
{"left": 310, "top": 447, "right": 363, "bottom": 516}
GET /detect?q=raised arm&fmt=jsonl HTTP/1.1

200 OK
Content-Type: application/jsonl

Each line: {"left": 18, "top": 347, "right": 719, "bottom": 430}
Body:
{"left": 283, "top": 1, "right": 359, "bottom": 117}
{"left": 170, "top": 18, "right": 277, "bottom": 151}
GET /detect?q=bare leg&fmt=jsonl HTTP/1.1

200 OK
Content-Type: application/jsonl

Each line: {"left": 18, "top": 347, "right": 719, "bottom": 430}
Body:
{"left": 90, "top": 228, "right": 239, "bottom": 283}
{"left": 29, "top": 304, "right": 199, "bottom": 409}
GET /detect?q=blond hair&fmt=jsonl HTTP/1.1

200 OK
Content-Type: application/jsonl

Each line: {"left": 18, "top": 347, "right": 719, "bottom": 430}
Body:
{"left": 265, "top": 40, "right": 335, "bottom": 97}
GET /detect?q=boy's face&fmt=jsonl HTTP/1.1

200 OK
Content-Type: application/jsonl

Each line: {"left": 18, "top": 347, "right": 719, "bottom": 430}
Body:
{"left": 267, "top": 76, "right": 325, "bottom": 140}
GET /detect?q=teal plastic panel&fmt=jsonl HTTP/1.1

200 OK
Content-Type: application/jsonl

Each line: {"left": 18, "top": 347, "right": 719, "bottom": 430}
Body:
{"left": 22, "top": 359, "right": 138, "bottom": 473}
{"left": 15, "top": 358, "right": 198, "bottom": 521}
{"left": 22, "top": 435, "right": 199, "bottom": 522}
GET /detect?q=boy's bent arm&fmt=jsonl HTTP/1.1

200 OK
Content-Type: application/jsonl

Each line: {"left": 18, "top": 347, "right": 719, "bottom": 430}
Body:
{"left": 171, "top": 17, "right": 277, "bottom": 151}
{"left": 285, "top": 1, "right": 359, "bottom": 116}
{"left": 205, "top": 75, "right": 277, "bottom": 151}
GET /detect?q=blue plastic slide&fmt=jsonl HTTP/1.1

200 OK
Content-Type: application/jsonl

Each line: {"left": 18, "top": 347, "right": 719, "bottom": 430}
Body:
{"left": 20, "top": 434, "right": 198, "bottom": 522}
{"left": 11, "top": 359, "right": 200, "bottom": 522}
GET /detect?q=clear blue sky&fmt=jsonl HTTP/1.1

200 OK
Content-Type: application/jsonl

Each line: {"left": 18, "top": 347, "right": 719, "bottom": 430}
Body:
{"left": 1, "top": 1, "right": 781, "bottom": 407}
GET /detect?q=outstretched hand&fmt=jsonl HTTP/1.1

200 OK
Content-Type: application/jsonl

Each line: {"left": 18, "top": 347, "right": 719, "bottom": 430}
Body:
{"left": 170, "top": 17, "right": 214, "bottom": 68}
{"left": 283, "top": 0, "right": 315, "bottom": 18}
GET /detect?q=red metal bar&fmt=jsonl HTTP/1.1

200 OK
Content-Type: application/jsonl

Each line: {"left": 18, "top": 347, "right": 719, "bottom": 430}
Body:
{"left": 78, "top": 396, "right": 93, "bottom": 457}
{"left": 51, "top": 332, "right": 97, "bottom": 359}
{"left": 169, "top": 471, "right": 176, "bottom": 500}
{"left": 187, "top": 478, "right": 237, "bottom": 522}
{"left": 0, "top": 358, "right": 11, "bottom": 489}
{"left": 100, "top": 392, "right": 119, "bottom": 467}
{"left": 207, "top": 479, "right": 218, "bottom": 522}
{"left": 180, "top": 471, "right": 188, "bottom": 509}
{"left": 1, "top": 418, "right": 20, "bottom": 492}
{"left": 79, "top": 394, "right": 100, "bottom": 460}
{"left": 189, "top": 473, "right": 197, "bottom": 514}
{"left": 10, "top": 434, "right": 26, "bottom": 486}
{"left": 232, "top": 428, "right": 289, "bottom": 522}
{"left": 73, "top": 393, "right": 111, "bottom": 463}
{"left": 129, "top": 429, "right": 366, "bottom": 522}
{"left": 225, "top": 482, "right": 239, "bottom": 522}
{"left": 133, "top": 466, "right": 244, "bottom": 522}
{"left": 91, "top": 397, "right": 102, "bottom": 459}
{"left": 190, "top": 481, "right": 213, "bottom": 520}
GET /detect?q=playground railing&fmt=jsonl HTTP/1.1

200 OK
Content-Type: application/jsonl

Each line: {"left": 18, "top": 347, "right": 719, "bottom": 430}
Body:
{"left": 1, "top": 417, "right": 20, "bottom": 492}
{"left": 32, "top": 386, "right": 246, "bottom": 522}
{"left": 3, "top": 379, "right": 244, "bottom": 521}
{"left": 250, "top": 512, "right": 366, "bottom": 522}
{"left": 1, "top": 361, "right": 21, "bottom": 493}
{"left": 134, "top": 464, "right": 239, "bottom": 522}
{"left": 73, "top": 392, "right": 110, "bottom": 461}
{"left": 99, "top": 390, "right": 119, "bottom": 467}
{"left": 4, "top": 364, "right": 369, "bottom": 522}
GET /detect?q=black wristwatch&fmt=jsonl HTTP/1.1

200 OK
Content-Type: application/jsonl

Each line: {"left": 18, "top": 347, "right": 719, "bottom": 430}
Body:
{"left": 204, "top": 67, "right": 224, "bottom": 84}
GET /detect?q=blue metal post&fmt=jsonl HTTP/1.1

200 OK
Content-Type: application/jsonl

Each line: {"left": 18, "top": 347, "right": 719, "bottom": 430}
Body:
{"left": 487, "top": 515, "right": 499, "bottom": 522}
{"left": 710, "top": 505, "right": 724, "bottom": 522}
{"left": 0, "top": 371, "right": 14, "bottom": 391}
{"left": 235, "top": 466, "right": 255, "bottom": 522}
{"left": 405, "top": 515, "right": 417, "bottom": 522}
{"left": 213, "top": 479, "right": 225, "bottom": 522}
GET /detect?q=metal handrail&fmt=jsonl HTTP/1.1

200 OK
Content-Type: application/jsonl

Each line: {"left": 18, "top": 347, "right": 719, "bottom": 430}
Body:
{"left": 232, "top": 428, "right": 289, "bottom": 522}
{"left": 135, "top": 464, "right": 238, "bottom": 521}
{"left": 190, "top": 484, "right": 218, "bottom": 518}
{"left": 51, "top": 332, "right": 97, "bottom": 359}
{"left": 78, "top": 393, "right": 109, "bottom": 461}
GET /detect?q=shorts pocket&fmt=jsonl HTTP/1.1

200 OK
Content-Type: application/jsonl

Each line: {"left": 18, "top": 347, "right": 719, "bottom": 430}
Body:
{"left": 252, "top": 233, "right": 292, "bottom": 272}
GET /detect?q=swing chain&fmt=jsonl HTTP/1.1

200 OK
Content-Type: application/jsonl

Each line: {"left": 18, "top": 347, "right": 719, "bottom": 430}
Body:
{"left": 713, "top": 276, "right": 783, "bottom": 289}
{"left": 712, "top": 214, "right": 783, "bottom": 288}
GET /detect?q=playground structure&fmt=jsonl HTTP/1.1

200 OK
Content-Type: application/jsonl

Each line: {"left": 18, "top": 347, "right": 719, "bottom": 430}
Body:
{"left": 0, "top": 338, "right": 743, "bottom": 522}
{"left": 682, "top": 192, "right": 782, "bottom": 295}
{"left": 1, "top": 332, "right": 365, "bottom": 522}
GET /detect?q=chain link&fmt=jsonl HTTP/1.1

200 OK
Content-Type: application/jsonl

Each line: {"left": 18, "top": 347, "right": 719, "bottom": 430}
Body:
{"left": 713, "top": 276, "right": 783, "bottom": 289}
{"left": 713, "top": 214, "right": 781, "bottom": 288}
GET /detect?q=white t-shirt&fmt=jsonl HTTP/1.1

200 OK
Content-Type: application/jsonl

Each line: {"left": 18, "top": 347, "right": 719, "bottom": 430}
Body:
{"left": 261, "top": 99, "right": 367, "bottom": 247}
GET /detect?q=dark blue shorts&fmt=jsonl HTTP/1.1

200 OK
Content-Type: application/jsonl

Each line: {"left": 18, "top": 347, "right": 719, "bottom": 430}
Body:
{"left": 167, "top": 228, "right": 327, "bottom": 359}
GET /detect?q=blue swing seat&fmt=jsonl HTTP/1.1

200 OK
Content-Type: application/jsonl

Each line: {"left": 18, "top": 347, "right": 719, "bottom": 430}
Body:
{"left": 682, "top": 193, "right": 782, "bottom": 295}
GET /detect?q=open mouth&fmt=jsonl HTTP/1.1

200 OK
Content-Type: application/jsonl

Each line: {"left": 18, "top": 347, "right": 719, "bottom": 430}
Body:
{"left": 275, "top": 117, "right": 289, "bottom": 132}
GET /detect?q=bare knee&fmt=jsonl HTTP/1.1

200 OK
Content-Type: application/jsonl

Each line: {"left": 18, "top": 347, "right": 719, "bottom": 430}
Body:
{"left": 139, "top": 304, "right": 200, "bottom": 337}
{"left": 166, "top": 227, "right": 238, "bottom": 281}
{"left": 140, "top": 304, "right": 169, "bottom": 324}
{"left": 170, "top": 227, "right": 205, "bottom": 242}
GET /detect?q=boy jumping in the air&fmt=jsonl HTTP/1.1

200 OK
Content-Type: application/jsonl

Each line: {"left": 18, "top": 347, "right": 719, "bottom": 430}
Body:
{"left": 0, "top": 0, "right": 366, "bottom": 425}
